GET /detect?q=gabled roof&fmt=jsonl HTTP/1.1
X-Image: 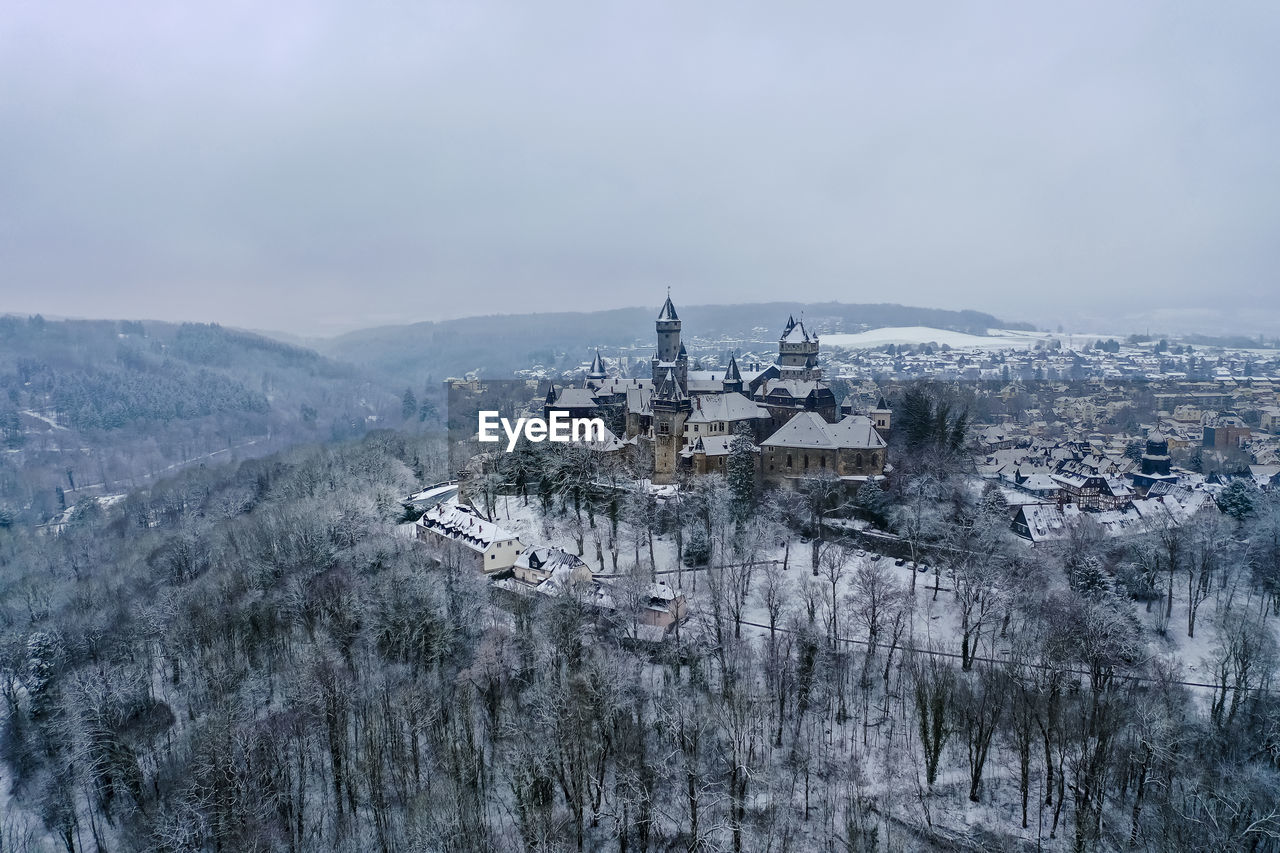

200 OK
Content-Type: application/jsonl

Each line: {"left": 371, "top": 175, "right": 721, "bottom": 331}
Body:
{"left": 687, "top": 392, "right": 769, "bottom": 424}
{"left": 762, "top": 413, "right": 886, "bottom": 450}
{"left": 551, "top": 387, "right": 600, "bottom": 409}
{"left": 686, "top": 435, "right": 740, "bottom": 457}
{"left": 418, "top": 503, "right": 520, "bottom": 552}
{"left": 515, "top": 545, "right": 587, "bottom": 574}
{"left": 827, "top": 415, "right": 888, "bottom": 449}
{"left": 655, "top": 368, "right": 686, "bottom": 401}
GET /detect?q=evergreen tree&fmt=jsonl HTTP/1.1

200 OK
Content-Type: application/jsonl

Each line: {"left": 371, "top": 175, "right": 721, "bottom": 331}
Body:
{"left": 683, "top": 524, "right": 711, "bottom": 567}
{"left": 1218, "top": 479, "right": 1260, "bottom": 521}
{"left": 401, "top": 388, "right": 418, "bottom": 420}
{"left": 727, "top": 421, "right": 756, "bottom": 520}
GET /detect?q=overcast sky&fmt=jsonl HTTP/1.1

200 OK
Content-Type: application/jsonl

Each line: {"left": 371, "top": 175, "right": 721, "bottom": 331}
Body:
{"left": 2, "top": 1, "right": 1278, "bottom": 337}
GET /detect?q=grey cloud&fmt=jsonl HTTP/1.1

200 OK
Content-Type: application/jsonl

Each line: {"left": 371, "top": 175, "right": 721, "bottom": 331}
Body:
{"left": 1, "top": 1, "right": 1277, "bottom": 335}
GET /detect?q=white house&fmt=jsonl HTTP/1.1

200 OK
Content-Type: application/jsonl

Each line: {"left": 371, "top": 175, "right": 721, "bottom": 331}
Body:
{"left": 416, "top": 502, "right": 524, "bottom": 572}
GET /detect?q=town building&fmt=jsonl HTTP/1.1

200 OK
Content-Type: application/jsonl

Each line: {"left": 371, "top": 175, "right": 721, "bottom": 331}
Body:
{"left": 416, "top": 502, "right": 524, "bottom": 572}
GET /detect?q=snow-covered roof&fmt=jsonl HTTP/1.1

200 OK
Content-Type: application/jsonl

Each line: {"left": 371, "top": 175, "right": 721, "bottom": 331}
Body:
{"left": 827, "top": 415, "right": 888, "bottom": 450}
{"left": 1015, "top": 503, "right": 1070, "bottom": 542}
{"left": 417, "top": 503, "right": 520, "bottom": 552}
{"left": 687, "top": 392, "right": 769, "bottom": 424}
{"left": 515, "top": 545, "right": 587, "bottom": 574}
{"left": 687, "top": 436, "right": 741, "bottom": 457}
{"left": 626, "top": 386, "right": 652, "bottom": 414}
{"left": 407, "top": 482, "right": 459, "bottom": 507}
{"left": 782, "top": 320, "right": 814, "bottom": 343}
{"left": 551, "top": 387, "right": 600, "bottom": 409}
{"left": 757, "top": 378, "right": 828, "bottom": 401}
{"left": 762, "top": 413, "right": 886, "bottom": 451}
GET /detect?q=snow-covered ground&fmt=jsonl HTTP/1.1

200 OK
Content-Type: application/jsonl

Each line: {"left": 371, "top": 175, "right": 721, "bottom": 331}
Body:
{"left": 484, "top": 493, "right": 1263, "bottom": 670}
{"left": 820, "top": 326, "right": 1108, "bottom": 351}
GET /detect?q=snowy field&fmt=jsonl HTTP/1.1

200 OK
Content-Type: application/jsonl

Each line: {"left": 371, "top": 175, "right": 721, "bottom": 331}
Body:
{"left": 821, "top": 326, "right": 1108, "bottom": 351}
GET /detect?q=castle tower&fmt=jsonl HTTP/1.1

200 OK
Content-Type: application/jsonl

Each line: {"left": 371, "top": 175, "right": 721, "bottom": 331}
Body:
{"left": 777, "top": 315, "right": 821, "bottom": 381}
{"left": 651, "top": 367, "right": 691, "bottom": 484}
{"left": 651, "top": 293, "right": 688, "bottom": 392}
{"left": 722, "top": 354, "right": 743, "bottom": 394}
{"left": 587, "top": 349, "right": 607, "bottom": 388}
{"left": 656, "top": 295, "right": 680, "bottom": 361}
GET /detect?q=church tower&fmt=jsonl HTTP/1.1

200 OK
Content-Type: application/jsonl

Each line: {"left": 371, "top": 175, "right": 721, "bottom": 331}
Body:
{"left": 1141, "top": 428, "right": 1171, "bottom": 477}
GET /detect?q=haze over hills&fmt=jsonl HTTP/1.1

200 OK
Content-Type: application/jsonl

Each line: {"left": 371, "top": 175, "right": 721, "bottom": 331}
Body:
{"left": 308, "top": 300, "right": 1035, "bottom": 383}
{"left": 0, "top": 316, "right": 406, "bottom": 523}
{"left": 0, "top": 300, "right": 1033, "bottom": 520}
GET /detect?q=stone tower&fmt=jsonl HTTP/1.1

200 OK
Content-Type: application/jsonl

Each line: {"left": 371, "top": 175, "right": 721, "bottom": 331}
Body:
{"left": 652, "top": 294, "right": 688, "bottom": 392}
{"left": 651, "top": 367, "right": 690, "bottom": 484}
{"left": 777, "top": 315, "right": 821, "bottom": 381}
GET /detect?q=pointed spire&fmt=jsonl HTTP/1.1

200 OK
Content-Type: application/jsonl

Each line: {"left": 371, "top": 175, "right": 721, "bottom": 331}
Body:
{"left": 724, "top": 354, "right": 742, "bottom": 384}
{"left": 658, "top": 294, "right": 679, "bottom": 321}
{"left": 656, "top": 368, "right": 676, "bottom": 399}
{"left": 588, "top": 349, "right": 606, "bottom": 377}
{"left": 655, "top": 368, "right": 686, "bottom": 402}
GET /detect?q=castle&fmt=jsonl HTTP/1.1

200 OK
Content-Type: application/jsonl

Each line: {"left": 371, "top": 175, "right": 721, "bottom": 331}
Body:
{"left": 547, "top": 295, "right": 886, "bottom": 486}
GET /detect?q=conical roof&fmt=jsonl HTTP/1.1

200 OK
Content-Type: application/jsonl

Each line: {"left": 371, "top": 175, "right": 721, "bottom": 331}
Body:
{"left": 657, "top": 295, "right": 679, "bottom": 321}
{"left": 724, "top": 354, "right": 742, "bottom": 383}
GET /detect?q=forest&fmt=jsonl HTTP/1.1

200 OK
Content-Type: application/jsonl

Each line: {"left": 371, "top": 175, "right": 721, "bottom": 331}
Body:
{"left": 0, "top": 414, "right": 1277, "bottom": 853}
{"left": 0, "top": 316, "right": 408, "bottom": 525}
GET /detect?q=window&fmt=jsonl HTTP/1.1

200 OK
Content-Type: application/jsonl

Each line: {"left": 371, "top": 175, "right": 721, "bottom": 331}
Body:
{"left": 786, "top": 454, "right": 793, "bottom": 468}
{"left": 658, "top": 421, "right": 669, "bottom": 435}
{"left": 820, "top": 455, "right": 826, "bottom": 469}
{"left": 856, "top": 453, "right": 863, "bottom": 468}
{"left": 803, "top": 455, "right": 809, "bottom": 469}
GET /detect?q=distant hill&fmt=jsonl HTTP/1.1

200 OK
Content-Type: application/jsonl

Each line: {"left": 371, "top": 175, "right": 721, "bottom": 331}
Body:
{"left": 0, "top": 316, "right": 404, "bottom": 523}
{"left": 311, "top": 301, "right": 1033, "bottom": 382}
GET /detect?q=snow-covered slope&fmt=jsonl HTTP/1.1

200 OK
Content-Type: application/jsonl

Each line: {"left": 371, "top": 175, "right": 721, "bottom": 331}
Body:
{"left": 821, "top": 326, "right": 1103, "bottom": 350}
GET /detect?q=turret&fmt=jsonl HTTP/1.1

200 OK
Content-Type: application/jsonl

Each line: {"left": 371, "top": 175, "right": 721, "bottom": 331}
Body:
{"left": 656, "top": 295, "right": 681, "bottom": 362}
{"left": 1141, "top": 427, "right": 1171, "bottom": 476}
{"left": 722, "top": 354, "right": 743, "bottom": 393}
{"left": 652, "top": 292, "right": 688, "bottom": 392}
{"left": 587, "top": 349, "right": 606, "bottom": 387}
{"left": 777, "top": 316, "right": 821, "bottom": 380}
